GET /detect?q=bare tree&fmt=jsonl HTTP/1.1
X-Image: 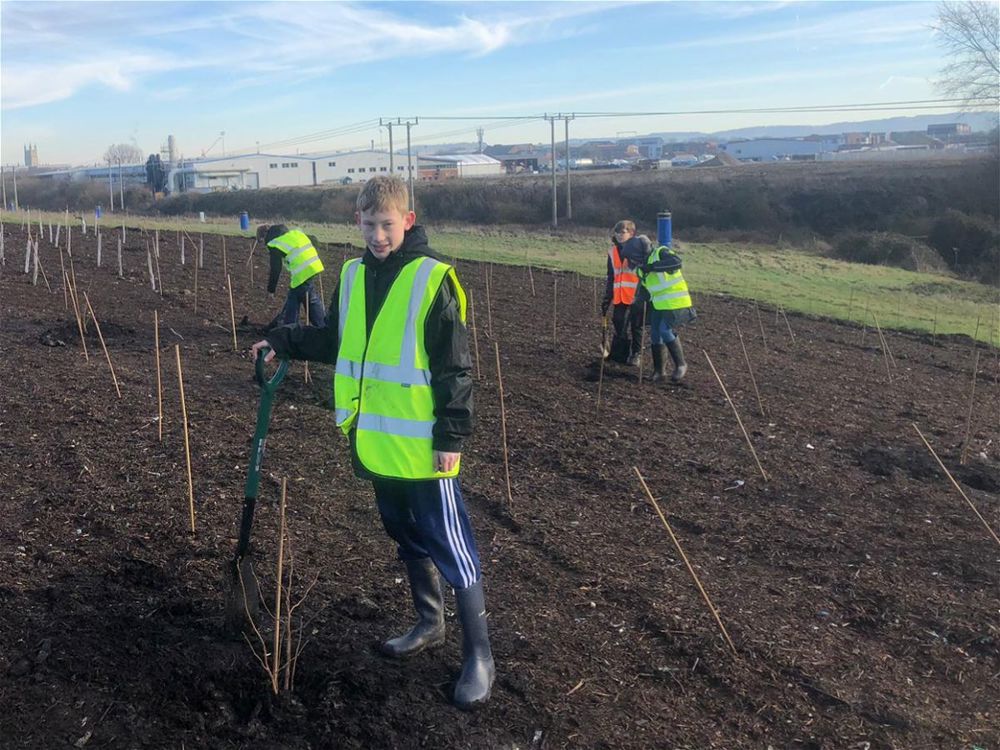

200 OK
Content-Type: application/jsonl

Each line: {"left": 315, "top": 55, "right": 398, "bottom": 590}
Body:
{"left": 104, "top": 143, "right": 145, "bottom": 165}
{"left": 934, "top": 1, "right": 1000, "bottom": 108}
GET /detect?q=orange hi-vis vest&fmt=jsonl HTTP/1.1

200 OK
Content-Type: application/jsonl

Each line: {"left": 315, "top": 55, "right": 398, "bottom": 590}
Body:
{"left": 610, "top": 245, "right": 640, "bottom": 305}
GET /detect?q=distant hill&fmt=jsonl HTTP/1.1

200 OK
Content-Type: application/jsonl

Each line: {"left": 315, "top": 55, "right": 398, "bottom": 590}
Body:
{"left": 653, "top": 111, "right": 998, "bottom": 142}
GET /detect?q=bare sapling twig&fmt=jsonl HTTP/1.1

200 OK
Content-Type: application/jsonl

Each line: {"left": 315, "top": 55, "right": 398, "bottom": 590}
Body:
{"left": 117, "top": 235, "right": 123, "bottom": 278}
{"left": 199, "top": 234, "right": 204, "bottom": 269}
{"left": 754, "top": 301, "right": 767, "bottom": 353}
{"left": 779, "top": 306, "right": 795, "bottom": 343}
{"left": 154, "top": 242, "right": 163, "bottom": 297}
{"left": 736, "top": 319, "right": 765, "bottom": 417}
{"left": 703, "top": 350, "right": 768, "bottom": 481}
{"left": 83, "top": 293, "right": 121, "bottom": 398}
{"left": 222, "top": 236, "right": 228, "bottom": 279}
{"left": 959, "top": 350, "right": 980, "bottom": 466}
{"left": 632, "top": 466, "right": 738, "bottom": 655}
{"left": 912, "top": 424, "right": 1000, "bottom": 546}
{"left": 226, "top": 274, "right": 238, "bottom": 351}
{"left": 272, "top": 478, "right": 287, "bottom": 695}
{"left": 175, "top": 344, "right": 196, "bottom": 533}
{"left": 469, "top": 290, "right": 482, "bottom": 380}
{"left": 155, "top": 311, "right": 163, "bottom": 441}
{"left": 494, "top": 342, "right": 515, "bottom": 514}
{"left": 303, "top": 304, "right": 311, "bottom": 384}
{"left": 193, "top": 247, "right": 199, "bottom": 312}
{"left": 871, "top": 312, "right": 893, "bottom": 384}
{"left": 66, "top": 270, "right": 89, "bottom": 361}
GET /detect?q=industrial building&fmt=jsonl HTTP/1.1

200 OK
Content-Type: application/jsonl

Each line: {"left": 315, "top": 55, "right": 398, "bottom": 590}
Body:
{"left": 719, "top": 137, "right": 842, "bottom": 161}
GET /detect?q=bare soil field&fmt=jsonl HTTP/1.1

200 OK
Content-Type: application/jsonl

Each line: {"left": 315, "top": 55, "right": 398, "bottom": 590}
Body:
{"left": 0, "top": 224, "right": 997, "bottom": 749}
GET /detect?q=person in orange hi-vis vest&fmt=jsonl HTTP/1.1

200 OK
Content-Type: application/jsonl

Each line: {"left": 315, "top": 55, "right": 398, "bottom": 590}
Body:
{"left": 601, "top": 219, "right": 651, "bottom": 366}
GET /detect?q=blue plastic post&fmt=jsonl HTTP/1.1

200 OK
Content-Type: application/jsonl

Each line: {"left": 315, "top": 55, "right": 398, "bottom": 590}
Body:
{"left": 657, "top": 210, "right": 672, "bottom": 247}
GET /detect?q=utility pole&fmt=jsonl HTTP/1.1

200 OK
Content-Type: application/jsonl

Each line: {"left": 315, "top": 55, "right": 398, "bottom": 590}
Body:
{"left": 380, "top": 118, "right": 396, "bottom": 172}
{"left": 402, "top": 118, "right": 418, "bottom": 211}
{"left": 545, "top": 114, "right": 558, "bottom": 229}
{"left": 564, "top": 114, "right": 575, "bottom": 221}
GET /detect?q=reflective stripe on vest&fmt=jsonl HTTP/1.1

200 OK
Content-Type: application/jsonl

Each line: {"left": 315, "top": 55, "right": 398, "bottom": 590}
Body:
{"left": 610, "top": 246, "right": 639, "bottom": 305}
{"left": 333, "top": 256, "right": 467, "bottom": 479}
{"left": 641, "top": 246, "right": 692, "bottom": 311}
{"left": 267, "top": 229, "right": 324, "bottom": 288}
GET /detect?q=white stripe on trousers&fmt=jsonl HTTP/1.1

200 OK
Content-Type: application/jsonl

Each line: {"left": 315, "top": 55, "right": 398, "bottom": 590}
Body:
{"left": 446, "top": 479, "right": 479, "bottom": 586}
{"left": 439, "top": 478, "right": 476, "bottom": 588}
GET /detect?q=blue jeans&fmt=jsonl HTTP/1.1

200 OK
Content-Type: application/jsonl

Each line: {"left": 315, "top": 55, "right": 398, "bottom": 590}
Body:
{"left": 281, "top": 279, "right": 326, "bottom": 326}
{"left": 649, "top": 308, "right": 677, "bottom": 345}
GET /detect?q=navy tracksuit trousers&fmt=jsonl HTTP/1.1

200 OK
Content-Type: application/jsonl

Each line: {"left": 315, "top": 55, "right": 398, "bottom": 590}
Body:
{"left": 374, "top": 477, "right": 482, "bottom": 591}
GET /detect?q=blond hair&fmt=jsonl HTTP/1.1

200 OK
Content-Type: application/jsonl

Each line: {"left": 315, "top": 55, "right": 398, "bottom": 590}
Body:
{"left": 612, "top": 220, "right": 635, "bottom": 236}
{"left": 357, "top": 176, "right": 410, "bottom": 214}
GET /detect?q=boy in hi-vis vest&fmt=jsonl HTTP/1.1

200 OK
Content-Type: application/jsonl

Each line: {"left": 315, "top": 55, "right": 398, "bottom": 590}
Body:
{"left": 257, "top": 223, "right": 327, "bottom": 327}
{"left": 251, "top": 176, "right": 494, "bottom": 709}
{"left": 601, "top": 220, "right": 651, "bottom": 366}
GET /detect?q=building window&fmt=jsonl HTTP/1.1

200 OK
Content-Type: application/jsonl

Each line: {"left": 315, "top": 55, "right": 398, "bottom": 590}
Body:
{"left": 380, "top": 167, "right": 387, "bottom": 172}
{"left": 290, "top": 162, "right": 298, "bottom": 167}
{"left": 347, "top": 168, "right": 355, "bottom": 173}
{"left": 369, "top": 167, "right": 377, "bottom": 172}
{"left": 398, "top": 166, "right": 405, "bottom": 171}
{"left": 269, "top": 163, "right": 278, "bottom": 168}
{"left": 281, "top": 162, "right": 289, "bottom": 168}
{"left": 328, "top": 161, "right": 336, "bottom": 167}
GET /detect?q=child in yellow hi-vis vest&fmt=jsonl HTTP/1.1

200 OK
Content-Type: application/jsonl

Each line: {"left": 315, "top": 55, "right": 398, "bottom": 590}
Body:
{"left": 251, "top": 176, "right": 493, "bottom": 709}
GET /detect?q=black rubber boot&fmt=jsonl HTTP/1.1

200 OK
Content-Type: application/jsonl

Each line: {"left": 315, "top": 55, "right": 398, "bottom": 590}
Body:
{"left": 380, "top": 558, "right": 446, "bottom": 658}
{"left": 651, "top": 344, "right": 668, "bottom": 382}
{"left": 666, "top": 338, "right": 688, "bottom": 382}
{"left": 453, "top": 580, "right": 496, "bottom": 709}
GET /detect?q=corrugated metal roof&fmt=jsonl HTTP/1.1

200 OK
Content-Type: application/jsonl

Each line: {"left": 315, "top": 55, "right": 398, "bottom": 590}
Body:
{"left": 428, "top": 154, "right": 501, "bottom": 165}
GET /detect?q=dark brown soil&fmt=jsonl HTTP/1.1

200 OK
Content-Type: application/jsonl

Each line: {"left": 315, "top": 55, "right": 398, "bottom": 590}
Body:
{"left": 1, "top": 222, "right": 998, "bottom": 749}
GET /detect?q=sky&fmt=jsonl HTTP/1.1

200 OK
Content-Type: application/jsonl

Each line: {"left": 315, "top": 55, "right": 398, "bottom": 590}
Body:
{"left": 0, "top": 0, "right": 964, "bottom": 166}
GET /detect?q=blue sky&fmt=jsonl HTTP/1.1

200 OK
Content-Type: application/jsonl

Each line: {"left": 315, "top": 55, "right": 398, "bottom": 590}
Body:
{"left": 1, "top": 1, "right": 954, "bottom": 166}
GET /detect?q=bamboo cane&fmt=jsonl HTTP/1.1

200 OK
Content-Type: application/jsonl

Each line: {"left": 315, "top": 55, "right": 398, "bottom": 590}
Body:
{"left": 272, "top": 478, "right": 287, "bottom": 694}
{"left": 528, "top": 263, "right": 535, "bottom": 297}
{"left": 199, "top": 234, "right": 204, "bottom": 268}
{"left": 959, "top": 350, "right": 980, "bottom": 466}
{"left": 146, "top": 243, "right": 156, "bottom": 291}
{"left": 66, "top": 271, "right": 89, "bottom": 361}
{"left": 180, "top": 234, "right": 185, "bottom": 265}
{"left": 175, "top": 344, "right": 196, "bottom": 534}
{"left": 912, "top": 424, "right": 1000, "bottom": 546}
{"left": 633, "top": 466, "right": 738, "bottom": 655}
{"left": 31, "top": 238, "right": 38, "bottom": 286}
{"left": 193, "top": 249, "right": 199, "bottom": 313}
{"left": 494, "top": 342, "right": 514, "bottom": 513}
{"left": 154, "top": 228, "right": 160, "bottom": 259}
{"left": 303, "top": 303, "right": 311, "bottom": 384}
{"left": 83, "top": 293, "right": 121, "bottom": 398}
{"left": 226, "top": 274, "right": 238, "bottom": 350}
{"left": 552, "top": 274, "right": 558, "bottom": 349}
{"left": 469, "top": 290, "right": 482, "bottom": 380}
{"left": 58, "top": 245, "right": 68, "bottom": 309}
{"left": 597, "top": 315, "right": 608, "bottom": 412}
{"left": 736, "top": 319, "right": 765, "bottom": 417}
{"left": 703, "top": 350, "right": 767, "bottom": 481}
{"left": 754, "top": 301, "right": 767, "bottom": 353}
{"left": 485, "top": 263, "right": 494, "bottom": 339}
{"left": 155, "top": 310, "right": 163, "bottom": 441}
{"left": 637, "top": 302, "right": 647, "bottom": 385}
{"left": 96, "top": 232, "right": 102, "bottom": 268}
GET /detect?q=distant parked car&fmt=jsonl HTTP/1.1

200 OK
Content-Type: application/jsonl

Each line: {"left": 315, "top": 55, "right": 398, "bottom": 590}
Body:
{"left": 340, "top": 176, "right": 353, "bottom": 185}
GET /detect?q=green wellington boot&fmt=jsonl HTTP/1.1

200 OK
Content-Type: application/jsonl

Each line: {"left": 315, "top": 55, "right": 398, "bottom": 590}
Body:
{"left": 651, "top": 344, "right": 668, "bottom": 382}
{"left": 666, "top": 338, "right": 688, "bottom": 382}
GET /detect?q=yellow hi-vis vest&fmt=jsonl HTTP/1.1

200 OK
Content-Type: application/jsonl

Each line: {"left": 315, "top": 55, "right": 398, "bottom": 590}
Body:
{"left": 267, "top": 229, "right": 324, "bottom": 288}
{"left": 333, "top": 256, "right": 468, "bottom": 480}
{"left": 640, "top": 246, "right": 692, "bottom": 310}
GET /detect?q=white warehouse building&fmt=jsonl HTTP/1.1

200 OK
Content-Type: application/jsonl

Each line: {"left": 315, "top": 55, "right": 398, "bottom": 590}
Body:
{"left": 167, "top": 150, "right": 502, "bottom": 193}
